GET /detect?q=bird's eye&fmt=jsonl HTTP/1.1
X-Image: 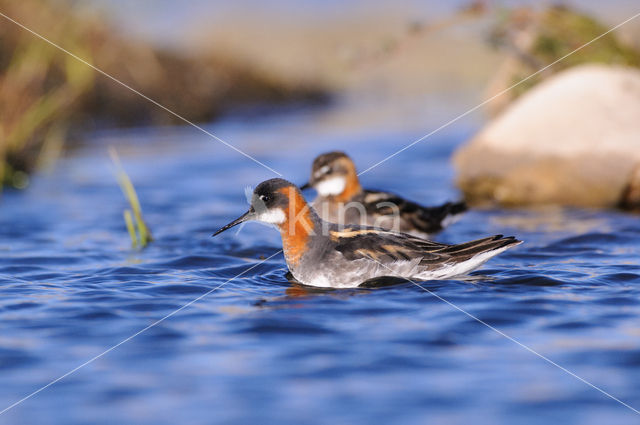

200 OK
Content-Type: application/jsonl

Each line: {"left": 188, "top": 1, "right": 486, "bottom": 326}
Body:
{"left": 260, "top": 194, "right": 271, "bottom": 203}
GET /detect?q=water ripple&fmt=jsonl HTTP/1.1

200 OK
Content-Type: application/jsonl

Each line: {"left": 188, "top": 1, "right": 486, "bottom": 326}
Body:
{"left": 1, "top": 126, "right": 640, "bottom": 425}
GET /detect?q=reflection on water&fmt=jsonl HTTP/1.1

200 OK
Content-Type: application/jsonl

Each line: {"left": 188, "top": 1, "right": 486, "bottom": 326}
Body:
{"left": 1, "top": 109, "right": 640, "bottom": 425}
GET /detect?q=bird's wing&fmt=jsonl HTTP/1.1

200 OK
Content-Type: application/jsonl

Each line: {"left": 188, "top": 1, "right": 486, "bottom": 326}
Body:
{"left": 332, "top": 227, "right": 520, "bottom": 267}
{"left": 363, "top": 190, "right": 467, "bottom": 233}
{"left": 330, "top": 227, "right": 449, "bottom": 264}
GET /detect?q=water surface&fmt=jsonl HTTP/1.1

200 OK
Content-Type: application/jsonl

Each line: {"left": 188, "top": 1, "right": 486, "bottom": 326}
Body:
{"left": 1, "top": 110, "right": 640, "bottom": 425}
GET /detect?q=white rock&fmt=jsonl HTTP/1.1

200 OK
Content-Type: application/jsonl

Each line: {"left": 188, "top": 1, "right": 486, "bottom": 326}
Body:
{"left": 454, "top": 64, "right": 640, "bottom": 208}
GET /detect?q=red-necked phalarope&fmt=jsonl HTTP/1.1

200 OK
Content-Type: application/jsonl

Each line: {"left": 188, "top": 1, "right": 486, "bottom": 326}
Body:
{"left": 213, "top": 178, "right": 521, "bottom": 288}
{"left": 300, "top": 151, "right": 467, "bottom": 238}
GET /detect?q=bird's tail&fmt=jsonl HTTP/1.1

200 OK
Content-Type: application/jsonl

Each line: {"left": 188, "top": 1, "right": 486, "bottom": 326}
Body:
{"left": 419, "top": 235, "right": 521, "bottom": 279}
{"left": 432, "top": 201, "right": 468, "bottom": 229}
{"left": 443, "top": 234, "right": 521, "bottom": 262}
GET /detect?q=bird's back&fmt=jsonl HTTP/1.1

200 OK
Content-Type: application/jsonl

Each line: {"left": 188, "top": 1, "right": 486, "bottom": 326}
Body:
{"left": 360, "top": 190, "right": 467, "bottom": 236}
{"left": 291, "top": 221, "right": 520, "bottom": 287}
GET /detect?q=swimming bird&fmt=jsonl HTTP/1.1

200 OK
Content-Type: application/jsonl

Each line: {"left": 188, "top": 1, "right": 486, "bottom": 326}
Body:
{"left": 300, "top": 152, "right": 467, "bottom": 238}
{"left": 213, "top": 178, "right": 521, "bottom": 288}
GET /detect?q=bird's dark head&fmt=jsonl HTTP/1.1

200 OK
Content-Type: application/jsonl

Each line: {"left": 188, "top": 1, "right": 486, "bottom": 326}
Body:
{"left": 213, "top": 178, "right": 314, "bottom": 236}
{"left": 301, "top": 151, "right": 361, "bottom": 198}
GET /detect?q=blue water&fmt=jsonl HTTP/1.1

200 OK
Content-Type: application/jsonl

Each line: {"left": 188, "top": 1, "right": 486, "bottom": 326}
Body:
{"left": 1, "top": 110, "right": 640, "bottom": 425}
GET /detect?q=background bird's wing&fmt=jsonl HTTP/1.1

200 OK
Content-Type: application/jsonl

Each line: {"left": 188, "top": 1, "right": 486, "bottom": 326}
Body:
{"left": 363, "top": 190, "right": 467, "bottom": 233}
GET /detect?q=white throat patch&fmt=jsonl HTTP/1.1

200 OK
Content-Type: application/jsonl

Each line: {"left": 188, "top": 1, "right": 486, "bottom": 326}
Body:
{"left": 256, "top": 208, "right": 286, "bottom": 224}
{"left": 316, "top": 176, "right": 346, "bottom": 196}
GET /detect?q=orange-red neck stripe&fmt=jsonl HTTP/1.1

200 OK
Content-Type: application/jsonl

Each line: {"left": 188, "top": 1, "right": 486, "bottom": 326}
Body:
{"left": 277, "top": 187, "right": 315, "bottom": 266}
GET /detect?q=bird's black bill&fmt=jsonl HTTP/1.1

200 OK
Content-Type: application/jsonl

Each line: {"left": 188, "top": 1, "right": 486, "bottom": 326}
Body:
{"left": 212, "top": 209, "right": 252, "bottom": 236}
{"left": 300, "top": 182, "right": 311, "bottom": 190}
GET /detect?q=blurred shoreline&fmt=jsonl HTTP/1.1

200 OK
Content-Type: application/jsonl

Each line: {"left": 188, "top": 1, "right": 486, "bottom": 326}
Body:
{"left": 0, "top": 0, "right": 330, "bottom": 189}
{"left": 2, "top": 0, "right": 640, "bottom": 190}
{"left": 84, "top": 1, "right": 640, "bottom": 134}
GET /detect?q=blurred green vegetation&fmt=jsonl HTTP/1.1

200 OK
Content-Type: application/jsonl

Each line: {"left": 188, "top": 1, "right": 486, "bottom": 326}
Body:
{"left": 0, "top": 0, "right": 94, "bottom": 188}
{"left": 0, "top": 0, "right": 326, "bottom": 190}
{"left": 534, "top": 8, "right": 639, "bottom": 64}
{"left": 489, "top": 5, "right": 640, "bottom": 108}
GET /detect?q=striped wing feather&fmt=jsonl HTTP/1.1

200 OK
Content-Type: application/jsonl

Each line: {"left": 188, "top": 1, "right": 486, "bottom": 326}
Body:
{"left": 334, "top": 229, "right": 520, "bottom": 266}
{"left": 363, "top": 190, "right": 467, "bottom": 233}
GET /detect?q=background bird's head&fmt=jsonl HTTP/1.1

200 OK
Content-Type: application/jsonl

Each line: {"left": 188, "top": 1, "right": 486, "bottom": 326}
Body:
{"left": 301, "top": 151, "right": 360, "bottom": 197}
